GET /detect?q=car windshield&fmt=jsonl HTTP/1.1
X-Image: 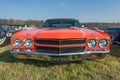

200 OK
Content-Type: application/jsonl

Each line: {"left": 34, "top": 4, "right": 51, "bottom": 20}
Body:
{"left": 42, "top": 19, "right": 81, "bottom": 28}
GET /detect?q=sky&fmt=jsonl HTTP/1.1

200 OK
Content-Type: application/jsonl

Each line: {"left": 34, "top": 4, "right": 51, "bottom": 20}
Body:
{"left": 0, "top": 0, "right": 120, "bottom": 22}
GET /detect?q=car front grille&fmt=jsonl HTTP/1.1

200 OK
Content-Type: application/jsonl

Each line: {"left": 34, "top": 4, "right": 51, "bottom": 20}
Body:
{"left": 35, "top": 38, "right": 86, "bottom": 54}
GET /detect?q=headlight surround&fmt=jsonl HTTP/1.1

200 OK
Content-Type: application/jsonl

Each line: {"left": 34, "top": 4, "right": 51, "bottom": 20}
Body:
{"left": 88, "top": 39, "right": 97, "bottom": 48}
{"left": 12, "top": 38, "right": 22, "bottom": 47}
{"left": 99, "top": 39, "right": 108, "bottom": 48}
{"left": 24, "top": 38, "right": 33, "bottom": 47}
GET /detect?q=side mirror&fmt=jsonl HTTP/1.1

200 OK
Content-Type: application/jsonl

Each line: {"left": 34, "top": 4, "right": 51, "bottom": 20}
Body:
{"left": 81, "top": 25, "right": 85, "bottom": 28}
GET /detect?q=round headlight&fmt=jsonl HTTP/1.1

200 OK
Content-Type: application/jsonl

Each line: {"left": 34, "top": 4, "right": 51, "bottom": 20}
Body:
{"left": 99, "top": 39, "right": 108, "bottom": 48}
{"left": 88, "top": 39, "right": 97, "bottom": 48}
{"left": 24, "top": 38, "right": 33, "bottom": 47}
{"left": 12, "top": 38, "right": 22, "bottom": 47}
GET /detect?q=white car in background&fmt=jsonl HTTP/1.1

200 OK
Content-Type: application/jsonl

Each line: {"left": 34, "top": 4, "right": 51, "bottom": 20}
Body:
{"left": 0, "top": 25, "right": 35, "bottom": 46}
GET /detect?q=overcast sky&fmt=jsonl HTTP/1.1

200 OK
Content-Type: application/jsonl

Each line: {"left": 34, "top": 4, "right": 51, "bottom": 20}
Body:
{"left": 0, "top": 0, "right": 120, "bottom": 22}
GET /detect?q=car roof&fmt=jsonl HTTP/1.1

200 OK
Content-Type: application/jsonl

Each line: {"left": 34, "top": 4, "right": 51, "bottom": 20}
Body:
{"left": 46, "top": 18, "right": 78, "bottom": 21}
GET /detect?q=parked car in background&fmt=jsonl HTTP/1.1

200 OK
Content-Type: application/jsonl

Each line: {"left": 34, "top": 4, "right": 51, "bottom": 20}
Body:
{"left": 10, "top": 18, "right": 111, "bottom": 62}
{"left": 0, "top": 25, "right": 35, "bottom": 46}
{"left": 0, "top": 26, "right": 7, "bottom": 46}
{"left": 105, "top": 28, "right": 120, "bottom": 44}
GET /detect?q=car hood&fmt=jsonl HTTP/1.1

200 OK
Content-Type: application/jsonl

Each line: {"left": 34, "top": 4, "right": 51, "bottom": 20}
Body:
{"left": 12, "top": 28, "right": 109, "bottom": 39}
{"left": 35, "top": 28, "right": 87, "bottom": 39}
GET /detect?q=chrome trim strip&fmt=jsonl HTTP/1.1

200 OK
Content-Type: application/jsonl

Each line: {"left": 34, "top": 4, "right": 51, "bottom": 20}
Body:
{"left": 10, "top": 49, "right": 110, "bottom": 56}
{"left": 114, "top": 41, "right": 120, "bottom": 44}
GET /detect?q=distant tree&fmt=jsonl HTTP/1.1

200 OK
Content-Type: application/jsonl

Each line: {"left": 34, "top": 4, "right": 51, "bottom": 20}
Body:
{"left": 25, "top": 20, "right": 43, "bottom": 27}
{"left": 0, "top": 18, "right": 120, "bottom": 28}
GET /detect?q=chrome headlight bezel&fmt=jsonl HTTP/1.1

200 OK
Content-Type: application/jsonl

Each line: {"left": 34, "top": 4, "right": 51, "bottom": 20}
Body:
{"left": 99, "top": 39, "right": 108, "bottom": 48}
{"left": 12, "top": 38, "right": 22, "bottom": 47}
{"left": 88, "top": 39, "right": 97, "bottom": 48}
{"left": 24, "top": 38, "right": 33, "bottom": 47}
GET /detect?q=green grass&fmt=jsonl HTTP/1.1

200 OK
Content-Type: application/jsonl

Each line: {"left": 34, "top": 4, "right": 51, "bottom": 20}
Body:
{"left": 0, "top": 44, "right": 120, "bottom": 80}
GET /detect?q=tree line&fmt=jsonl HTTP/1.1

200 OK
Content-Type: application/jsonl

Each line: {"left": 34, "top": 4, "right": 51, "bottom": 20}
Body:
{"left": 82, "top": 23, "right": 120, "bottom": 28}
{"left": 0, "top": 18, "right": 43, "bottom": 27}
{"left": 0, "top": 18, "right": 120, "bottom": 28}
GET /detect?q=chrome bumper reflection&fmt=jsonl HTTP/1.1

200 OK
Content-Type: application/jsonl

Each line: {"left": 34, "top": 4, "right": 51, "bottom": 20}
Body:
{"left": 10, "top": 49, "right": 110, "bottom": 56}
{"left": 9, "top": 49, "right": 110, "bottom": 61}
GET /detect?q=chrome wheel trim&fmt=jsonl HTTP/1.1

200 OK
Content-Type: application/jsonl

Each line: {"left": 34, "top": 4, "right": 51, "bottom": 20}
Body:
{"left": 0, "top": 37, "right": 7, "bottom": 45}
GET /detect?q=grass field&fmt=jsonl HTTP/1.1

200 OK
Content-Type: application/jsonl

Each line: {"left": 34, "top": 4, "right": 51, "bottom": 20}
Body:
{"left": 0, "top": 44, "right": 120, "bottom": 80}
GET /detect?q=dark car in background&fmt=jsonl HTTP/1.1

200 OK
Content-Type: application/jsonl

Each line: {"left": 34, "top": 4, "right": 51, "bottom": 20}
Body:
{"left": 105, "top": 28, "right": 120, "bottom": 44}
{"left": 0, "top": 26, "right": 7, "bottom": 46}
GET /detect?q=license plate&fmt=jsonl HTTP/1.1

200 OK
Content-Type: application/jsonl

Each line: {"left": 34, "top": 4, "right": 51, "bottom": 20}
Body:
{"left": 50, "top": 56, "right": 68, "bottom": 63}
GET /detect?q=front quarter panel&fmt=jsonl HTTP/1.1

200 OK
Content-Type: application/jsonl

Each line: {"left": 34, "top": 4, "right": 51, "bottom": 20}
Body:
{"left": 83, "top": 29, "right": 110, "bottom": 51}
{"left": 10, "top": 29, "right": 40, "bottom": 50}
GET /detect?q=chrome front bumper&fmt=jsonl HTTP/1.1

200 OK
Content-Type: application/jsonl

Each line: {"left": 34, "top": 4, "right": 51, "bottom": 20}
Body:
{"left": 10, "top": 49, "right": 110, "bottom": 61}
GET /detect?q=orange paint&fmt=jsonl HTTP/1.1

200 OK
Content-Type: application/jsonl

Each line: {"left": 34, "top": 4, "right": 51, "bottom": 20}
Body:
{"left": 11, "top": 27, "right": 110, "bottom": 51}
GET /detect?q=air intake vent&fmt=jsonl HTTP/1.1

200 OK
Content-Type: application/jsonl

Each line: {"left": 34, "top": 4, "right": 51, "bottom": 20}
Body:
{"left": 35, "top": 38, "right": 86, "bottom": 54}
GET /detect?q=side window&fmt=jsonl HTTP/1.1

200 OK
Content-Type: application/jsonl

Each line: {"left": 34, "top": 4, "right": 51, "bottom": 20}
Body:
{"left": 75, "top": 20, "right": 81, "bottom": 27}
{"left": 43, "top": 21, "right": 49, "bottom": 27}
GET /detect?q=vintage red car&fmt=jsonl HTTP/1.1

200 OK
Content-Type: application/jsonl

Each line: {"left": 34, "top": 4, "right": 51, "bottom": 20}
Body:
{"left": 10, "top": 18, "right": 110, "bottom": 62}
